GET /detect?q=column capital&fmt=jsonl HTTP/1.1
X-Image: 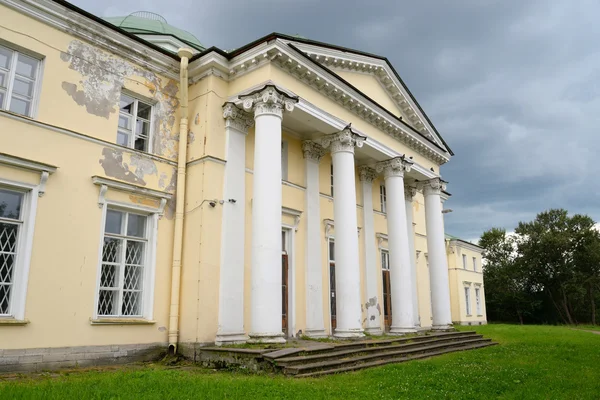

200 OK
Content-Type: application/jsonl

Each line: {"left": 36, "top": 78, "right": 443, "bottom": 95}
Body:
{"left": 223, "top": 103, "right": 254, "bottom": 133}
{"left": 375, "top": 156, "right": 413, "bottom": 179}
{"left": 240, "top": 85, "right": 298, "bottom": 119}
{"left": 419, "top": 178, "right": 447, "bottom": 196}
{"left": 404, "top": 184, "right": 418, "bottom": 201}
{"left": 320, "top": 125, "right": 366, "bottom": 154}
{"left": 302, "top": 141, "right": 326, "bottom": 162}
{"left": 358, "top": 166, "right": 377, "bottom": 183}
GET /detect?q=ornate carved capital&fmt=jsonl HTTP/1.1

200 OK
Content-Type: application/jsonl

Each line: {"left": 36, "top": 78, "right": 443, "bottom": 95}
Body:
{"left": 419, "top": 178, "right": 447, "bottom": 196}
{"left": 358, "top": 166, "right": 377, "bottom": 183}
{"left": 239, "top": 85, "right": 298, "bottom": 119}
{"left": 375, "top": 156, "right": 413, "bottom": 179}
{"left": 320, "top": 125, "right": 366, "bottom": 154}
{"left": 223, "top": 103, "right": 254, "bottom": 133}
{"left": 404, "top": 184, "right": 418, "bottom": 201}
{"left": 302, "top": 141, "right": 326, "bottom": 162}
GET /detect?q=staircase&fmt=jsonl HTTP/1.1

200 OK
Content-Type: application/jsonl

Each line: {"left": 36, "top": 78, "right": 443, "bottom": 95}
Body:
{"left": 264, "top": 331, "right": 497, "bottom": 377}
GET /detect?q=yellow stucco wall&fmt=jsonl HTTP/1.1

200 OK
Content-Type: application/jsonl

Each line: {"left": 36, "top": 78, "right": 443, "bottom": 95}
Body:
{"left": 0, "top": 2, "right": 480, "bottom": 353}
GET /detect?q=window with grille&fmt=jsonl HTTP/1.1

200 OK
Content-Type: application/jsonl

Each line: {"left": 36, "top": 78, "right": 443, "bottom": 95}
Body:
{"left": 118, "top": 93, "right": 153, "bottom": 152}
{"left": 0, "top": 44, "right": 41, "bottom": 117}
{"left": 97, "top": 209, "right": 149, "bottom": 317}
{"left": 0, "top": 188, "right": 23, "bottom": 316}
{"left": 380, "top": 184, "right": 387, "bottom": 213}
{"left": 475, "top": 287, "right": 481, "bottom": 315}
{"left": 464, "top": 286, "right": 471, "bottom": 315}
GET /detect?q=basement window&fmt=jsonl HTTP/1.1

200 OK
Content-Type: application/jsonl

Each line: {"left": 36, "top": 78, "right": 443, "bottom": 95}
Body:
{"left": 118, "top": 92, "right": 153, "bottom": 152}
{"left": 0, "top": 44, "right": 41, "bottom": 117}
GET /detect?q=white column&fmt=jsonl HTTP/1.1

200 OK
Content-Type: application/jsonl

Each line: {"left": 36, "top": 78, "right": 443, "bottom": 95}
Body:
{"left": 321, "top": 128, "right": 365, "bottom": 338}
{"left": 421, "top": 178, "right": 453, "bottom": 330}
{"left": 215, "top": 104, "right": 254, "bottom": 345}
{"left": 376, "top": 157, "right": 415, "bottom": 334}
{"left": 241, "top": 86, "right": 298, "bottom": 343}
{"left": 302, "top": 141, "right": 327, "bottom": 338}
{"left": 404, "top": 184, "right": 420, "bottom": 328}
{"left": 358, "top": 166, "right": 382, "bottom": 334}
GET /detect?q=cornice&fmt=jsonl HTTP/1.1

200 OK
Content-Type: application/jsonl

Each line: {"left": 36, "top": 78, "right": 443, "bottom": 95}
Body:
{"left": 2, "top": 0, "right": 180, "bottom": 80}
{"left": 288, "top": 41, "right": 448, "bottom": 152}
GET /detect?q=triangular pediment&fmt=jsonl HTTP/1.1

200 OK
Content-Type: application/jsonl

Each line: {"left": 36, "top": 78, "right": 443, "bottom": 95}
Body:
{"left": 284, "top": 40, "right": 451, "bottom": 153}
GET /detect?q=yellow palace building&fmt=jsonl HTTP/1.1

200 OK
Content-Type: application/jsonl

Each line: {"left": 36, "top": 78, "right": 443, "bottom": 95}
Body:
{"left": 0, "top": 0, "right": 486, "bottom": 371}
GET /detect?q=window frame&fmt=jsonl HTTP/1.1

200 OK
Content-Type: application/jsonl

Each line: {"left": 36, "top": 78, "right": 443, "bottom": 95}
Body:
{"left": 117, "top": 91, "right": 154, "bottom": 153}
{"left": 93, "top": 202, "right": 158, "bottom": 320}
{"left": 380, "top": 248, "right": 389, "bottom": 271}
{"left": 462, "top": 254, "right": 467, "bottom": 269}
{"left": 379, "top": 184, "right": 387, "bottom": 213}
{"left": 472, "top": 257, "right": 477, "bottom": 271}
{"left": 330, "top": 164, "right": 334, "bottom": 197}
{"left": 464, "top": 286, "right": 471, "bottom": 316}
{"left": 475, "top": 287, "right": 482, "bottom": 315}
{"left": 0, "top": 178, "right": 39, "bottom": 320}
{"left": 0, "top": 42, "right": 43, "bottom": 118}
{"left": 281, "top": 140, "right": 289, "bottom": 181}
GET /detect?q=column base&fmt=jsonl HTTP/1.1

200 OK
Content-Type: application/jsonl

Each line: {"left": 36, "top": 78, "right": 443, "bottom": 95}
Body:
{"left": 432, "top": 324, "right": 454, "bottom": 332}
{"left": 364, "top": 327, "right": 383, "bottom": 336}
{"left": 389, "top": 326, "right": 417, "bottom": 335}
{"left": 248, "top": 332, "right": 286, "bottom": 344}
{"left": 303, "top": 329, "right": 328, "bottom": 339}
{"left": 333, "top": 328, "right": 365, "bottom": 339}
{"left": 214, "top": 332, "right": 249, "bottom": 346}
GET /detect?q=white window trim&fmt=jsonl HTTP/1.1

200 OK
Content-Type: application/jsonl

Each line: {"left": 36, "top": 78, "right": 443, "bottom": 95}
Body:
{"left": 380, "top": 248, "right": 389, "bottom": 271}
{"left": 91, "top": 177, "right": 170, "bottom": 322}
{"left": 281, "top": 140, "right": 289, "bottom": 181}
{"left": 379, "top": 184, "right": 387, "bottom": 213}
{"left": 118, "top": 90, "right": 155, "bottom": 154}
{"left": 475, "top": 287, "right": 482, "bottom": 316}
{"left": 0, "top": 41, "right": 44, "bottom": 119}
{"left": 472, "top": 257, "right": 477, "bottom": 272}
{"left": 463, "top": 283, "right": 472, "bottom": 316}
{"left": 330, "top": 163, "right": 334, "bottom": 197}
{"left": 462, "top": 254, "right": 467, "bottom": 269}
{"left": 0, "top": 178, "right": 39, "bottom": 321}
{"left": 93, "top": 201, "right": 158, "bottom": 321}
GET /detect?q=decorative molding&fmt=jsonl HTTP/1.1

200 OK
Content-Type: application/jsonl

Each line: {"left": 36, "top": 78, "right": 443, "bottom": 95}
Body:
{"left": 282, "top": 206, "right": 302, "bottom": 231}
{"left": 376, "top": 232, "right": 388, "bottom": 249}
{"left": 320, "top": 125, "right": 366, "bottom": 154}
{"left": 90, "top": 318, "right": 156, "bottom": 325}
{"left": 92, "top": 176, "right": 173, "bottom": 213}
{"left": 301, "top": 141, "right": 326, "bottom": 162}
{"left": 449, "top": 239, "right": 483, "bottom": 254}
{"left": 419, "top": 177, "right": 447, "bottom": 196}
{"left": 416, "top": 250, "right": 422, "bottom": 260}
{"left": 240, "top": 85, "right": 298, "bottom": 119}
{"left": 223, "top": 102, "right": 254, "bottom": 133}
{"left": 375, "top": 156, "right": 413, "bottom": 179}
{"left": 323, "top": 218, "right": 360, "bottom": 239}
{"left": 404, "top": 184, "right": 418, "bottom": 201}
{"left": 1, "top": 0, "right": 180, "bottom": 80}
{"left": 358, "top": 166, "right": 377, "bottom": 183}
{"left": 0, "top": 318, "right": 30, "bottom": 325}
{"left": 0, "top": 152, "right": 57, "bottom": 197}
{"left": 187, "top": 155, "right": 227, "bottom": 168}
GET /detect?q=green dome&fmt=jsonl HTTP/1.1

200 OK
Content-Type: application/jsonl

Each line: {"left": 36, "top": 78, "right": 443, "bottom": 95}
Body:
{"left": 104, "top": 12, "right": 204, "bottom": 52}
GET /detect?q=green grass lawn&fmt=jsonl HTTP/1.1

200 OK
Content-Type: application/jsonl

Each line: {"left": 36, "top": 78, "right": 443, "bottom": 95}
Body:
{"left": 1, "top": 324, "right": 599, "bottom": 399}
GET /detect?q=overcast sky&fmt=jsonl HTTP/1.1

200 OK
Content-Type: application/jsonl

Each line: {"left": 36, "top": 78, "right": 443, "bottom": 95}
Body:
{"left": 71, "top": 0, "right": 600, "bottom": 241}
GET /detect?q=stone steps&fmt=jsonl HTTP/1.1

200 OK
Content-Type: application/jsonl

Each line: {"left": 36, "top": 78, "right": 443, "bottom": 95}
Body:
{"left": 294, "top": 342, "right": 497, "bottom": 378}
{"left": 264, "top": 331, "right": 497, "bottom": 377}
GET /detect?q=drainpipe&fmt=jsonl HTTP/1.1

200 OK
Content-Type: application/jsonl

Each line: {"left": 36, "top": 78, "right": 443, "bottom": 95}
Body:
{"left": 168, "top": 47, "right": 194, "bottom": 354}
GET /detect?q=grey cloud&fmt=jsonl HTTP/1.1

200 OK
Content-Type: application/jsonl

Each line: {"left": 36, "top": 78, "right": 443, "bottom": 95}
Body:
{"left": 72, "top": 0, "right": 600, "bottom": 239}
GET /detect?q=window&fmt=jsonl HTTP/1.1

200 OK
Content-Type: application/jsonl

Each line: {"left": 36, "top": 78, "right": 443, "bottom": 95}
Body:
{"left": 472, "top": 257, "right": 477, "bottom": 271}
{"left": 379, "top": 184, "right": 387, "bottom": 213}
{"left": 97, "top": 209, "right": 151, "bottom": 317}
{"left": 0, "top": 188, "right": 24, "bottom": 316}
{"left": 0, "top": 44, "right": 40, "bottom": 117}
{"left": 381, "top": 249, "right": 389, "bottom": 270}
{"left": 281, "top": 141, "right": 288, "bottom": 181}
{"left": 464, "top": 286, "right": 471, "bottom": 315}
{"left": 330, "top": 164, "right": 334, "bottom": 197}
{"left": 118, "top": 93, "right": 152, "bottom": 152}
{"left": 462, "top": 254, "right": 467, "bottom": 269}
{"left": 475, "top": 287, "right": 482, "bottom": 315}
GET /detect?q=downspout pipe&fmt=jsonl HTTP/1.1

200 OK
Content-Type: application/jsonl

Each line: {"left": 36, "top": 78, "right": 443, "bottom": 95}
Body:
{"left": 168, "top": 47, "right": 193, "bottom": 354}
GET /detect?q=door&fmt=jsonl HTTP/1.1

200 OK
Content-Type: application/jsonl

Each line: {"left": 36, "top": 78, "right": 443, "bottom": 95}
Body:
{"left": 329, "top": 239, "right": 336, "bottom": 331}
{"left": 381, "top": 250, "right": 392, "bottom": 330}
{"left": 282, "top": 253, "right": 289, "bottom": 335}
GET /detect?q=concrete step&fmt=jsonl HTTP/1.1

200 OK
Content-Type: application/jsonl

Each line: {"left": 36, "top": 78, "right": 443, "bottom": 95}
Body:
{"left": 293, "top": 331, "right": 479, "bottom": 357}
{"left": 283, "top": 338, "right": 492, "bottom": 375}
{"left": 275, "top": 333, "right": 484, "bottom": 366}
{"left": 294, "top": 341, "right": 498, "bottom": 378}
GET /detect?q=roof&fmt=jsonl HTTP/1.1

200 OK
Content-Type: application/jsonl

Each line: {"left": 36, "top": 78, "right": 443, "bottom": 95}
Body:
{"left": 103, "top": 13, "right": 204, "bottom": 51}
{"left": 446, "top": 234, "right": 483, "bottom": 249}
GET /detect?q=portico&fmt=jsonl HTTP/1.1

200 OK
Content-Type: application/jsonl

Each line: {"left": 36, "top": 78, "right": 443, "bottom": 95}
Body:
{"left": 215, "top": 82, "right": 454, "bottom": 344}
